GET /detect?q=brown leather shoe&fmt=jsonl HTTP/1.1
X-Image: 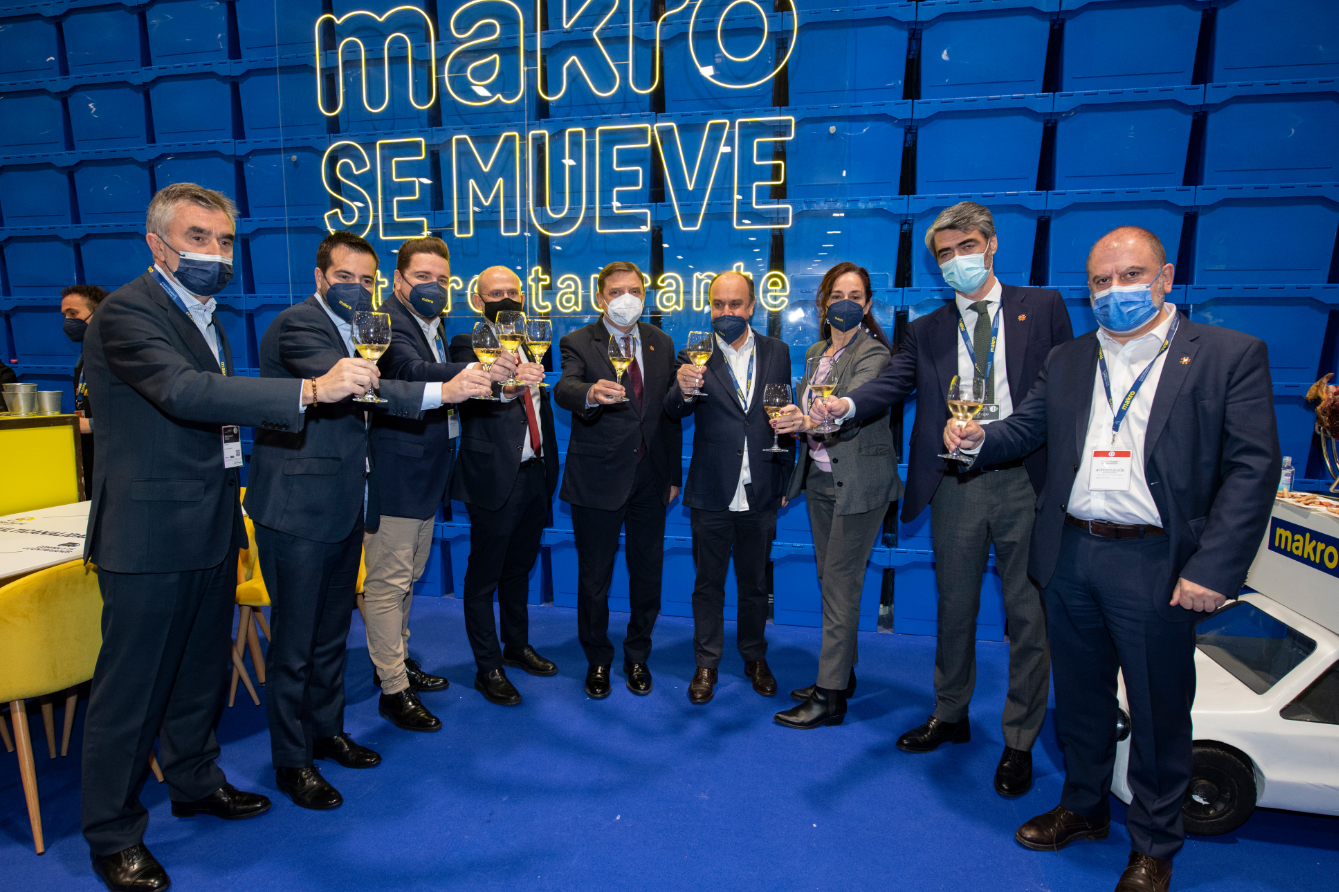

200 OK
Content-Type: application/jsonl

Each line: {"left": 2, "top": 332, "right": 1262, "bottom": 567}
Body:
{"left": 1015, "top": 804, "right": 1111, "bottom": 851}
{"left": 744, "top": 659, "right": 777, "bottom": 696}
{"left": 688, "top": 667, "right": 718, "bottom": 704}
{"left": 1114, "top": 852, "right": 1172, "bottom": 892}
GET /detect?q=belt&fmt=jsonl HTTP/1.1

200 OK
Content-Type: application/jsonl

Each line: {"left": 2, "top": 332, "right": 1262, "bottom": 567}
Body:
{"left": 1065, "top": 513, "right": 1165, "bottom": 539}
{"left": 519, "top": 456, "right": 543, "bottom": 470}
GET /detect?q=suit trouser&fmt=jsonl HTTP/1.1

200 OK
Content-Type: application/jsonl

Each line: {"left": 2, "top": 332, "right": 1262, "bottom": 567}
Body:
{"left": 570, "top": 459, "right": 665, "bottom": 666}
{"left": 805, "top": 468, "right": 888, "bottom": 690}
{"left": 929, "top": 465, "right": 1050, "bottom": 750}
{"left": 81, "top": 559, "right": 234, "bottom": 855}
{"left": 1044, "top": 523, "right": 1196, "bottom": 861}
{"left": 362, "top": 515, "right": 435, "bottom": 694}
{"left": 462, "top": 460, "right": 547, "bottom": 671}
{"left": 257, "top": 520, "right": 362, "bottom": 769}
{"left": 688, "top": 488, "right": 774, "bottom": 668}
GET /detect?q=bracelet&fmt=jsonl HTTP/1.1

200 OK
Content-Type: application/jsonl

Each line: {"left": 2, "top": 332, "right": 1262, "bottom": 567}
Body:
{"left": 309, "top": 377, "right": 319, "bottom": 405}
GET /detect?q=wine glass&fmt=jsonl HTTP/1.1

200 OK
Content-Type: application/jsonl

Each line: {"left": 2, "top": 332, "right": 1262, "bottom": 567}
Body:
{"left": 939, "top": 375, "right": 986, "bottom": 463}
{"left": 806, "top": 354, "right": 841, "bottom": 434}
{"left": 608, "top": 334, "right": 632, "bottom": 403}
{"left": 525, "top": 318, "right": 551, "bottom": 388}
{"left": 470, "top": 321, "right": 501, "bottom": 401}
{"left": 350, "top": 310, "right": 390, "bottom": 404}
{"left": 495, "top": 310, "right": 527, "bottom": 386}
{"left": 763, "top": 383, "right": 791, "bottom": 453}
{"left": 684, "top": 330, "right": 712, "bottom": 397}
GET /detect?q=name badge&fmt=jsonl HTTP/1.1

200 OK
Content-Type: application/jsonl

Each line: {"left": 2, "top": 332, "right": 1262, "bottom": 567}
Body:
{"left": 447, "top": 408, "right": 460, "bottom": 439}
{"left": 977, "top": 403, "right": 1001, "bottom": 424}
{"left": 222, "top": 425, "right": 243, "bottom": 468}
{"left": 1090, "top": 449, "right": 1132, "bottom": 491}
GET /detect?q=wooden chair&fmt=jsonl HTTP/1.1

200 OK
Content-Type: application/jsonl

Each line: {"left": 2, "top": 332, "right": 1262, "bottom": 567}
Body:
{"left": 228, "top": 515, "right": 267, "bottom": 708}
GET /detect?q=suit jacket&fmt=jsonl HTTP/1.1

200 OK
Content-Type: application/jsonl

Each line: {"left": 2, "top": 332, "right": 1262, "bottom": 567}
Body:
{"left": 784, "top": 331, "right": 904, "bottom": 515}
{"left": 368, "top": 295, "right": 471, "bottom": 521}
{"left": 555, "top": 320, "right": 682, "bottom": 509}
{"left": 244, "top": 295, "right": 423, "bottom": 543}
{"left": 448, "top": 333, "right": 560, "bottom": 511}
{"left": 82, "top": 271, "right": 303, "bottom": 573}
{"left": 664, "top": 329, "right": 794, "bottom": 512}
{"left": 976, "top": 316, "right": 1280, "bottom": 620}
{"left": 844, "top": 284, "right": 1073, "bottom": 521}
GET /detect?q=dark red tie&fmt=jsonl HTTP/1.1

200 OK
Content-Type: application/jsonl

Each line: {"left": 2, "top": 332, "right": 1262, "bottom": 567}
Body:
{"left": 623, "top": 336, "right": 644, "bottom": 406}
{"left": 521, "top": 388, "right": 542, "bottom": 458}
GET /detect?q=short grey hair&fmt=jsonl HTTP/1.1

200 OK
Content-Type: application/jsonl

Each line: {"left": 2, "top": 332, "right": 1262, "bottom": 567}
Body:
{"left": 146, "top": 182, "right": 238, "bottom": 238}
{"left": 924, "top": 201, "right": 996, "bottom": 254}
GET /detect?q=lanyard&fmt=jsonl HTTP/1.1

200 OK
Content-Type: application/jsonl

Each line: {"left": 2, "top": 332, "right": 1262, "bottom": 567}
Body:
{"left": 1097, "top": 311, "right": 1179, "bottom": 446}
{"left": 722, "top": 342, "right": 755, "bottom": 409}
{"left": 957, "top": 303, "right": 1000, "bottom": 383}
{"left": 153, "top": 267, "right": 227, "bottom": 376}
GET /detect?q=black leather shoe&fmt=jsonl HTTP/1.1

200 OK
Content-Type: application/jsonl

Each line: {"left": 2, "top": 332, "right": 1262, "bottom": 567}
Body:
{"left": 275, "top": 766, "right": 342, "bottom": 810}
{"left": 379, "top": 690, "right": 442, "bottom": 732}
{"left": 585, "top": 664, "right": 612, "bottom": 699}
{"left": 995, "top": 746, "right": 1033, "bottom": 798}
{"left": 624, "top": 661, "right": 652, "bottom": 695}
{"left": 475, "top": 668, "right": 523, "bottom": 705}
{"left": 896, "top": 715, "right": 971, "bottom": 753}
{"left": 791, "top": 668, "right": 856, "bottom": 702}
{"left": 1015, "top": 805, "right": 1111, "bottom": 851}
{"left": 503, "top": 645, "right": 559, "bottom": 676}
{"left": 774, "top": 686, "right": 847, "bottom": 729}
{"left": 1115, "top": 852, "right": 1173, "bottom": 892}
{"left": 314, "top": 732, "right": 382, "bottom": 769}
{"left": 688, "top": 667, "right": 718, "bottom": 704}
{"left": 91, "top": 843, "right": 170, "bottom": 892}
{"left": 744, "top": 659, "right": 778, "bottom": 696}
{"left": 373, "top": 658, "right": 449, "bottom": 693}
{"left": 170, "top": 783, "right": 271, "bottom": 820}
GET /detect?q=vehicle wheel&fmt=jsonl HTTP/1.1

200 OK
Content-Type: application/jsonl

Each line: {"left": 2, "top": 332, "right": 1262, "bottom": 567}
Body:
{"left": 1183, "top": 742, "right": 1257, "bottom": 836}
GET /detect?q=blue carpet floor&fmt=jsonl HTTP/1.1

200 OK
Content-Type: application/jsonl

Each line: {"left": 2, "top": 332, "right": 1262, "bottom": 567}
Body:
{"left": 4, "top": 597, "right": 1336, "bottom": 891}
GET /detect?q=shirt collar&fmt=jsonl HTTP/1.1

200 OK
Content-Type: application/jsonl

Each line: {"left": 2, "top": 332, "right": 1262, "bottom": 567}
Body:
{"left": 1096, "top": 303, "right": 1177, "bottom": 357}
{"left": 953, "top": 279, "right": 1002, "bottom": 313}
{"left": 155, "top": 262, "right": 216, "bottom": 319}
{"left": 718, "top": 325, "right": 755, "bottom": 358}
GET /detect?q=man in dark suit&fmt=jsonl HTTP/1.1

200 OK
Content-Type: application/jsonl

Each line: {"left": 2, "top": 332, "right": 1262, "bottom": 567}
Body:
{"left": 61, "top": 284, "right": 109, "bottom": 497}
{"left": 947, "top": 226, "right": 1279, "bottom": 892}
{"left": 814, "top": 201, "right": 1072, "bottom": 796}
{"left": 245, "top": 232, "right": 488, "bottom": 810}
{"left": 79, "top": 184, "right": 375, "bottom": 892}
{"left": 555, "top": 261, "right": 683, "bottom": 698}
{"left": 665, "top": 271, "right": 792, "bottom": 704}
{"left": 447, "top": 266, "right": 560, "bottom": 706}
{"left": 366, "top": 236, "right": 501, "bottom": 730}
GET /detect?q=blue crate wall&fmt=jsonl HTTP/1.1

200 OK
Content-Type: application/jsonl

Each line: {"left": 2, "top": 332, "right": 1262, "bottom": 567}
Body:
{"left": 1192, "top": 184, "right": 1339, "bottom": 285}
{"left": 1200, "top": 81, "right": 1339, "bottom": 187}
{"left": 1045, "top": 187, "right": 1194, "bottom": 286}
{"left": 146, "top": 0, "right": 230, "bottom": 66}
{"left": 911, "top": 94, "right": 1053, "bottom": 193}
{"left": 785, "top": 101, "right": 911, "bottom": 199}
{"left": 440, "top": 30, "right": 536, "bottom": 128}
{"left": 68, "top": 83, "right": 150, "bottom": 150}
{"left": 1058, "top": 0, "right": 1207, "bottom": 91}
{"left": 540, "top": 25, "right": 655, "bottom": 119}
{"left": 72, "top": 159, "right": 154, "bottom": 223}
{"left": 789, "top": 198, "right": 905, "bottom": 291}
{"left": 661, "top": 13, "right": 780, "bottom": 113}
{"left": 62, "top": 6, "right": 142, "bottom": 75}
{"left": 234, "top": 0, "right": 325, "bottom": 57}
{"left": 1051, "top": 86, "right": 1203, "bottom": 190}
{"left": 890, "top": 549, "right": 1005, "bottom": 641}
{"left": 241, "top": 142, "right": 331, "bottom": 218}
{"left": 0, "top": 166, "right": 71, "bottom": 226}
{"left": 154, "top": 151, "right": 236, "bottom": 199}
{"left": 788, "top": 5, "right": 914, "bottom": 106}
{"left": 917, "top": 0, "right": 1057, "bottom": 100}
{"left": 2, "top": 237, "right": 77, "bottom": 297}
{"left": 1212, "top": 0, "right": 1339, "bottom": 83}
{"left": 8, "top": 297, "right": 81, "bottom": 365}
{"left": 0, "top": 91, "right": 66, "bottom": 154}
{"left": 0, "top": 15, "right": 60, "bottom": 81}
{"left": 907, "top": 192, "right": 1045, "bottom": 286}
{"left": 772, "top": 542, "right": 887, "bottom": 630}
{"left": 237, "top": 66, "right": 329, "bottom": 139}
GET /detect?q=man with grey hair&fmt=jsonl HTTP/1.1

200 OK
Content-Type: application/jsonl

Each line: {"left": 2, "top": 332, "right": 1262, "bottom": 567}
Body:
{"left": 79, "top": 183, "right": 376, "bottom": 891}
{"left": 811, "top": 201, "right": 1072, "bottom": 797}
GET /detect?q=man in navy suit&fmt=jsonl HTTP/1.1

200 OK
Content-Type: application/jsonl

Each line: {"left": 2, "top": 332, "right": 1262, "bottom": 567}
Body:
{"left": 665, "top": 271, "right": 793, "bottom": 704}
{"left": 947, "top": 227, "right": 1279, "bottom": 892}
{"left": 815, "top": 202, "right": 1072, "bottom": 796}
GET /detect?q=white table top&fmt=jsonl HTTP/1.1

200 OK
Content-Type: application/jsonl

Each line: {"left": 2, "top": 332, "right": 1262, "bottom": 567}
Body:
{"left": 0, "top": 501, "right": 92, "bottom": 584}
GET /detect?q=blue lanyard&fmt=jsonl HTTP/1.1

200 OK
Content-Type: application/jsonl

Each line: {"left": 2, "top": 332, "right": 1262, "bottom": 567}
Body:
{"left": 1097, "top": 312, "right": 1179, "bottom": 446}
{"left": 152, "top": 267, "right": 227, "bottom": 376}
{"left": 721, "top": 342, "right": 755, "bottom": 408}
{"left": 957, "top": 303, "right": 1000, "bottom": 383}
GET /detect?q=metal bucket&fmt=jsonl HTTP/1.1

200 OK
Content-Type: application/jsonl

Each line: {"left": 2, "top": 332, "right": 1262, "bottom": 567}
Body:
{"left": 10, "top": 391, "right": 38, "bottom": 415}
{"left": 37, "top": 391, "right": 63, "bottom": 414}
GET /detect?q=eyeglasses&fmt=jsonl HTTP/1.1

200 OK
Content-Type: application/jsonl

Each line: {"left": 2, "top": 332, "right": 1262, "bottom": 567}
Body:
{"left": 483, "top": 289, "right": 521, "bottom": 300}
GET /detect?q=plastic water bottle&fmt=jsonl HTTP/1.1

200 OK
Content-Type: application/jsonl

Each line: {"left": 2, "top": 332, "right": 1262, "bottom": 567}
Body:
{"left": 1278, "top": 456, "right": 1294, "bottom": 493}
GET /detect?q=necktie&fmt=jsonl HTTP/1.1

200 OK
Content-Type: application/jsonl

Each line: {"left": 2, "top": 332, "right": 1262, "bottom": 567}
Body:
{"left": 969, "top": 299, "right": 994, "bottom": 403}
{"left": 520, "top": 388, "right": 542, "bottom": 458}
{"left": 623, "top": 335, "right": 644, "bottom": 407}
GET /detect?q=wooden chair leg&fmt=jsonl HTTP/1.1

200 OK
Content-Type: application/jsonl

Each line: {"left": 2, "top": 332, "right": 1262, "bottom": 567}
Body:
{"left": 230, "top": 646, "right": 260, "bottom": 706}
{"left": 234, "top": 605, "right": 251, "bottom": 659}
{"left": 253, "top": 608, "right": 271, "bottom": 640}
{"left": 148, "top": 751, "right": 164, "bottom": 784}
{"left": 39, "top": 696, "right": 57, "bottom": 760}
{"left": 229, "top": 661, "right": 240, "bottom": 708}
{"left": 0, "top": 706, "right": 13, "bottom": 753}
{"left": 246, "top": 615, "right": 266, "bottom": 685}
{"left": 60, "top": 689, "right": 78, "bottom": 757}
{"left": 10, "top": 700, "right": 45, "bottom": 854}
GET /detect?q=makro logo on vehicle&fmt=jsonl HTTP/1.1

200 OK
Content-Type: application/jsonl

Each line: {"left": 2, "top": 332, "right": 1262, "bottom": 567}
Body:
{"left": 1269, "top": 518, "right": 1339, "bottom": 579}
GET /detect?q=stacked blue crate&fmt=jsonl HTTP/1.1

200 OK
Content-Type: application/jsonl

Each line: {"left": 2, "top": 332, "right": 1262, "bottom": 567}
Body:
{"left": 1051, "top": 85, "right": 1203, "bottom": 189}
{"left": 540, "top": 24, "right": 655, "bottom": 119}
{"left": 0, "top": 15, "right": 60, "bottom": 81}
{"left": 1201, "top": 80, "right": 1339, "bottom": 186}
{"left": 784, "top": 101, "right": 910, "bottom": 199}
{"left": 1212, "top": 0, "right": 1339, "bottom": 83}
{"left": 912, "top": 94, "right": 1053, "bottom": 193}
{"left": 917, "top": 0, "right": 1057, "bottom": 99}
{"left": 788, "top": 5, "right": 914, "bottom": 105}
{"left": 788, "top": 198, "right": 905, "bottom": 294}
{"left": 234, "top": 0, "right": 325, "bottom": 57}
{"left": 1192, "top": 184, "right": 1339, "bottom": 285}
{"left": 661, "top": 8, "right": 781, "bottom": 113}
{"left": 146, "top": 0, "right": 230, "bottom": 66}
{"left": 1058, "top": 0, "right": 1207, "bottom": 91}
{"left": 1046, "top": 186, "right": 1194, "bottom": 285}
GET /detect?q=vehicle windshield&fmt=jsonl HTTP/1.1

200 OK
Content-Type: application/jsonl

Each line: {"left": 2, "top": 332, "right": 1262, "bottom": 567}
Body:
{"left": 1196, "top": 601, "right": 1317, "bottom": 694}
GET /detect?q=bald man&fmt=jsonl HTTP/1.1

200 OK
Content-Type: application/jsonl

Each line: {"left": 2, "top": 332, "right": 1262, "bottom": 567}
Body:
{"left": 946, "top": 226, "right": 1279, "bottom": 892}
{"left": 448, "top": 267, "right": 559, "bottom": 706}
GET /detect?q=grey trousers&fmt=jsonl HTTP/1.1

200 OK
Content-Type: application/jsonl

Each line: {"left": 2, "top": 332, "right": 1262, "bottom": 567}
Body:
{"left": 806, "top": 468, "right": 888, "bottom": 690}
{"left": 929, "top": 465, "right": 1050, "bottom": 750}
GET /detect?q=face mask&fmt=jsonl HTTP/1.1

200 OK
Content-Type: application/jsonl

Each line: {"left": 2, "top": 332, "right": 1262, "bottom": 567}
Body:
{"left": 712, "top": 313, "right": 749, "bottom": 343}
{"left": 826, "top": 299, "right": 865, "bottom": 333}
{"left": 482, "top": 296, "right": 523, "bottom": 323}
{"left": 940, "top": 252, "right": 991, "bottom": 295}
{"left": 604, "top": 293, "right": 644, "bottom": 327}
{"left": 408, "top": 282, "right": 448, "bottom": 318}
{"left": 160, "top": 240, "right": 233, "bottom": 296}
{"left": 63, "top": 317, "right": 88, "bottom": 343}
{"left": 325, "top": 281, "right": 373, "bottom": 324}
{"left": 1091, "top": 272, "right": 1164, "bottom": 335}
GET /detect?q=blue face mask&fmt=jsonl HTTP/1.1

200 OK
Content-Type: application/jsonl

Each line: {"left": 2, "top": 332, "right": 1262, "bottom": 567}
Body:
{"left": 1091, "top": 272, "right": 1164, "bottom": 334}
{"left": 325, "top": 281, "right": 373, "bottom": 323}
{"left": 63, "top": 317, "right": 88, "bottom": 343}
{"left": 939, "top": 252, "right": 991, "bottom": 295}
{"left": 161, "top": 241, "right": 233, "bottom": 296}
{"left": 408, "top": 282, "right": 448, "bottom": 318}
{"left": 826, "top": 298, "right": 866, "bottom": 333}
{"left": 712, "top": 313, "right": 749, "bottom": 344}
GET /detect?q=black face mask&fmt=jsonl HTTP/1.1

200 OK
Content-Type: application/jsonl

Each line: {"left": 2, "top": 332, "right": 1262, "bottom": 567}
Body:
{"left": 64, "top": 317, "right": 89, "bottom": 343}
{"left": 482, "top": 297, "right": 523, "bottom": 322}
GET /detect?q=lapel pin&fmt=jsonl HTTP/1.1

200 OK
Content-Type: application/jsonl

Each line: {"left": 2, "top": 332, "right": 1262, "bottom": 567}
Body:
{"left": 1017, "top": 314, "right": 1027, "bottom": 321}
{"left": 648, "top": 345, "right": 654, "bottom": 351}
{"left": 1179, "top": 356, "right": 1191, "bottom": 365}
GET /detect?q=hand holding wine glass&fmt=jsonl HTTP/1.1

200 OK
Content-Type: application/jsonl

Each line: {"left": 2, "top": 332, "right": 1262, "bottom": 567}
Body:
{"left": 762, "top": 383, "right": 791, "bottom": 452}
{"left": 524, "top": 318, "right": 552, "bottom": 388}
{"left": 495, "top": 311, "right": 527, "bottom": 386}
{"left": 350, "top": 311, "right": 391, "bottom": 404}
{"left": 806, "top": 355, "right": 842, "bottom": 434}
{"left": 608, "top": 334, "right": 633, "bottom": 403}
{"left": 470, "top": 321, "right": 502, "bottom": 401}
{"left": 682, "top": 330, "right": 712, "bottom": 397}
{"left": 939, "top": 375, "right": 985, "bottom": 462}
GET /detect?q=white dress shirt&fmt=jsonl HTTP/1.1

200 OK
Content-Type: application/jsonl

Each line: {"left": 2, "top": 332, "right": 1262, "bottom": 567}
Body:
{"left": 1067, "top": 303, "right": 1178, "bottom": 527}
{"left": 318, "top": 294, "right": 443, "bottom": 411}
{"left": 155, "top": 263, "right": 221, "bottom": 367}
{"left": 718, "top": 328, "right": 757, "bottom": 512}
{"left": 953, "top": 279, "right": 1013, "bottom": 423}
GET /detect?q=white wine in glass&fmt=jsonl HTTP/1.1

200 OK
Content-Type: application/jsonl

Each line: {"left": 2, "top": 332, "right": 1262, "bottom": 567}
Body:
{"left": 471, "top": 321, "right": 501, "bottom": 401}
{"left": 763, "top": 383, "right": 790, "bottom": 453}
{"left": 525, "top": 318, "right": 551, "bottom": 387}
{"left": 684, "top": 330, "right": 712, "bottom": 397}
{"left": 608, "top": 334, "right": 632, "bottom": 403}
{"left": 351, "top": 311, "right": 390, "bottom": 403}
{"left": 806, "top": 354, "right": 841, "bottom": 434}
{"left": 939, "top": 376, "right": 985, "bottom": 463}
{"left": 495, "top": 310, "right": 526, "bottom": 386}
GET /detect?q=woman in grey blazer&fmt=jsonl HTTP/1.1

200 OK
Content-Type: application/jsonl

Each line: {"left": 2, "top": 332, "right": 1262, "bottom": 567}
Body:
{"left": 770, "top": 262, "right": 904, "bottom": 729}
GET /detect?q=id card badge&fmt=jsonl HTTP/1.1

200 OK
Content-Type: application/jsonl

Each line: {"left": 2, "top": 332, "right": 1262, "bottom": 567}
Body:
{"left": 447, "top": 409, "right": 460, "bottom": 439}
{"left": 977, "top": 403, "right": 1001, "bottom": 423}
{"left": 1090, "top": 450, "right": 1132, "bottom": 491}
{"left": 222, "top": 425, "right": 243, "bottom": 468}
